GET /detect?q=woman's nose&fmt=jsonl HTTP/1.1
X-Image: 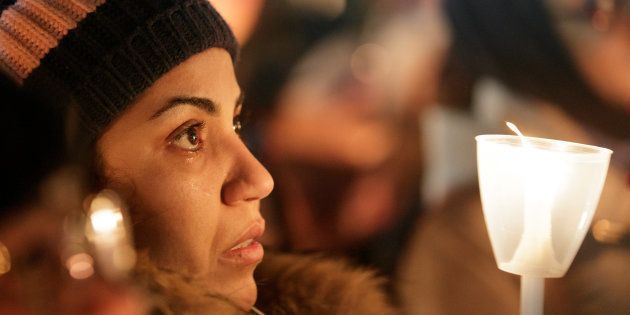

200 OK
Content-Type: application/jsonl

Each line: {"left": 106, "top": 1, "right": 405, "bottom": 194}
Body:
{"left": 221, "top": 141, "right": 274, "bottom": 205}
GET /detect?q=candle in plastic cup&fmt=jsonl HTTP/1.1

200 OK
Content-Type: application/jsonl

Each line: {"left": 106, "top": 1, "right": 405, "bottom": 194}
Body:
{"left": 476, "top": 135, "right": 611, "bottom": 277}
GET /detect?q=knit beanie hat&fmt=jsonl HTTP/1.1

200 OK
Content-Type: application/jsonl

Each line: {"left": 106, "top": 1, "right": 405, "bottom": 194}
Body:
{"left": 0, "top": 0, "right": 238, "bottom": 137}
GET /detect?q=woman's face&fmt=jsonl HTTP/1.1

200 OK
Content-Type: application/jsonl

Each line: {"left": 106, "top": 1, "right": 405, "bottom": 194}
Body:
{"left": 98, "top": 48, "right": 274, "bottom": 310}
{"left": 552, "top": 0, "right": 630, "bottom": 109}
{"left": 571, "top": 15, "right": 630, "bottom": 109}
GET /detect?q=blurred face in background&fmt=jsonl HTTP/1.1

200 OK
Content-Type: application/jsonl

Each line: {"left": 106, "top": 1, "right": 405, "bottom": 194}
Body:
{"left": 551, "top": 0, "right": 630, "bottom": 110}
{"left": 209, "top": 0, "right": 265, "bottom": 44}
{"left": 97, "top": 48, "right": 273, "bottom": 310}
{"left": 262, "top": 34, "right": 421, "bottom": 250}
{"left": 264, "top": 35, "right": 400, "bottom": 171}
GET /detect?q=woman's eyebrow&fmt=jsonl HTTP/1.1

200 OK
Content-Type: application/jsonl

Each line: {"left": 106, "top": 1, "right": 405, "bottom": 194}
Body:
{"left": 150, "top": 96, "right": 218, "bottom": 120}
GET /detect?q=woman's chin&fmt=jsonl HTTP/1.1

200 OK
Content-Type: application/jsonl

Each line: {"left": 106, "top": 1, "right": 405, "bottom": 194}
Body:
{"left": 230, "top": 279, "right": 258, "bottom": 311}
{"left": 217, "top": 273, "right": 258, "bottom": 311}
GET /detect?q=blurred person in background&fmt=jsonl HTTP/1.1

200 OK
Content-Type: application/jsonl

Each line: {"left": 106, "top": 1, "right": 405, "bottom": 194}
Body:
{"left": 209, "top": 0, "right": 265, "bottom": 45}
{"left": 0, "top": 74, "right": 147, "bottom": 314}
{"left": 397, "top": 0, "right": 630, "bottom": 314}
{"left": 238, "top": 0, "right": 425, "bottom": 289}
{"left": 1, "top": 0, "right": 395, "bottom": 313}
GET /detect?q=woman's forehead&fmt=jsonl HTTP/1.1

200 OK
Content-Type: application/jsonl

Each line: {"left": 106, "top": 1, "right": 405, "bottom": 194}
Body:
{"left": 152, "top": 49, "right": 239, "bottom": 99}
{"left": 129, "top": 49, "right": 241, "bottom": 118}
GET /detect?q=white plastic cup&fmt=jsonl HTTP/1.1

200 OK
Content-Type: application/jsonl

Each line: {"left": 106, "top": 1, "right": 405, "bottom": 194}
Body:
{"left": 476, "top": 135, "right": 611, "bottom": 278}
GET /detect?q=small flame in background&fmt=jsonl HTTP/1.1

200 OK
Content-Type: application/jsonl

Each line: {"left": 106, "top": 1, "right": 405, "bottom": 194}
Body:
{"left": 0, "top": 242, "right": 10, "bottom": 275}
{"left": 90, "top": 208, "right": 124, "bottom": 235}
{"left": 66, "top": 253, "right": 94, "bottom": 280}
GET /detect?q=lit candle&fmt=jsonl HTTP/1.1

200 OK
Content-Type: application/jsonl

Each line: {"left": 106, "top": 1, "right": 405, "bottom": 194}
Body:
{"left": 85, "top": 190, "right": 136, "bottom": 281}
{"left": 476, "top": 123, "right": 612, "bottom": 315}
{"left": 502, "top": 123, "right": 562, "bottom": 275}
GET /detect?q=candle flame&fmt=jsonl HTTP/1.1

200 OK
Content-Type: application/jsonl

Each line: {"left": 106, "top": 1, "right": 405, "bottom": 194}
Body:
{"left": 85, "top": 189, "right": 136, "bottom": 280}
{"left": 503, "top": 122, "right": 562, "bottom": 273}
{"left": 90, "top": 209, "right": 123, "bottom": 235}
{"left": 0, "top": 242, "right": 10, "bottom": 275}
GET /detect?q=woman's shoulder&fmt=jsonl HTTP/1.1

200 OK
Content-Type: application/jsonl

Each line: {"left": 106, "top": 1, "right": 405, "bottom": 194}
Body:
{"left": 255, "top": 252, "right": 397, "bottom": 315}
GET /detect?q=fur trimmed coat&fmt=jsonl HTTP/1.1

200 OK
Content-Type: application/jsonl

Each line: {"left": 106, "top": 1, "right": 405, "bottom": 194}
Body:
{"left": 136, "top": 252, "right": 397, "bottom": 314}
{"left": 255, "top": 253, "right": 397, "bottom": 314}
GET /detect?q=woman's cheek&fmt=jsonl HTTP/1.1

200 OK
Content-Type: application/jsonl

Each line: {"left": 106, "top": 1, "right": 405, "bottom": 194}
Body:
{"left": 131, "top": 195, "right": 215, "bottom": 272}
{"left": 130, "top": 160, "right": 222, "bottom": 269}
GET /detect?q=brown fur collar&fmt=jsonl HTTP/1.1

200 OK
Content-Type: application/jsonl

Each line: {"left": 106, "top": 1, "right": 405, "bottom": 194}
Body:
{"left": 255, "top": 252, "right": 397, "bottom": 315}
{"left": 134, "top": 252, "right": 246, "bottom": 315}
{"left": 134, "top": 252, "right": 396, "bottom": 314}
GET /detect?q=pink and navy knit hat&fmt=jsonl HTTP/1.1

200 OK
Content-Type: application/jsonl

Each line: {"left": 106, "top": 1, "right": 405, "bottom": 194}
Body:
{"left": 0, "top": 0, "right": 238, "bottom": 137}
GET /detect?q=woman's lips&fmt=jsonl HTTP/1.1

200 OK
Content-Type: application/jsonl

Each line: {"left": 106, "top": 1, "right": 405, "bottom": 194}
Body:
{"left": 221, "top": 240, "right": 264, "bottom": 266}
{"left": 220, "top": 220, "right": 265, "bottom": 266}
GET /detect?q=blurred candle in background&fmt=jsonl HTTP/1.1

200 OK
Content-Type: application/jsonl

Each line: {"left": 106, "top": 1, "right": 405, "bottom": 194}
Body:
{"left": 85, "top": 190, "right": 136, "bottom": 281}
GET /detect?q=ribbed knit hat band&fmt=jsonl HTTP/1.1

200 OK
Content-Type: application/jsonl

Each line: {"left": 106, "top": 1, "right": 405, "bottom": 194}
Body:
{"left": 0, "top": 0, "right": 104, "bottom": 83}
{"left": 0, "top": 0, "right": 238, "bottom": 137}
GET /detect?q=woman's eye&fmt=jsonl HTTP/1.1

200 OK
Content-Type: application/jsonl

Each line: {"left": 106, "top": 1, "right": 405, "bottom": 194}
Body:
{"left": 171, "top": 123, "right": 203, "bottom": 151}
